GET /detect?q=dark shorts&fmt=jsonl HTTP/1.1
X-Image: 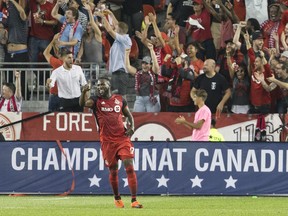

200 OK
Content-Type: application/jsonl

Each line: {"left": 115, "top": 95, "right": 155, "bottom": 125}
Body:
{"left": 250, "top": 104, "right": 270, "bottom": 114}
{"left": 111, "top": 70, "right": 128, "bottom": 95}
{"left": 59, "top": 97, "right": 83, "bottom": 112}
{"left": 101, "top": 138, "right": 134, "bottom": 167}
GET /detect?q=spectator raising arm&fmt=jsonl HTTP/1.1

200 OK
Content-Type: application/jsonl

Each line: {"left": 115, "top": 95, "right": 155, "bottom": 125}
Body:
{"left": 149, "top": 12, "right": 165, "bottom": 48}
{"left": 85, "top": 4, "right": 102, "bottom": 42}
{"left": 14, "top": 71, "right": 22, "bottom": 100}
{"left": 135, "top": 17, "right": 153, "bottom": 48}
{"left": 202, "top": 0, "right": 221, "bottom": 22}
{"left": 51, "top": 0, "right": 62, "bottom": 21}
{"left": 217, "top": 0, "right": 240, "bottom": 24}
{"left": 10, "top": 0, "right": 27, "bottom": 20}
{"left": 233, "top": 21, "right": 246, "bottom": 49}
{"left": 43, "top": 33, "right": 60, "bottom": 64}
{"left": 125, "top": 42, "right": 160, "bottom": 75}
{"left": 267, "top": 74, "right": 288, "bottom": 89}
{"left": 102, "top": 13, "right": 116, "bottom": 39}
{"left": 125, "top": 48, "right": 136, "bottom": 75}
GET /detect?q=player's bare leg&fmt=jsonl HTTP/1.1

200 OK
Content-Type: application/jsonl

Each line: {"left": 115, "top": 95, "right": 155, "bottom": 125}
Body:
{"left": 109, "top": 165, "right": 124, "bottom": 208}
{"left": 123, "top": 159, "right": 143, "bottom": 208}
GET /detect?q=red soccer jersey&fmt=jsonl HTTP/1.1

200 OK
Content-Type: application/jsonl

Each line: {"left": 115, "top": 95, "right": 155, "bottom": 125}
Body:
{"left": 186, "top": 9, "right": 212, "bottom": 42}
{"left": 91, "top": 94, "right": 129, "bottom": 142}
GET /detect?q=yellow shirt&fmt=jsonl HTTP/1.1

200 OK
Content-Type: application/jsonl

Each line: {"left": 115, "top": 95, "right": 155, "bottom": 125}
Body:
{"left": 209, "top": 128, "right": 225, "bottom": 142}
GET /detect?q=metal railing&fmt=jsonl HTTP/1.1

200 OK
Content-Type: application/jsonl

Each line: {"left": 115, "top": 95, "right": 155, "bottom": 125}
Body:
{"left": 0, "top": 62, "right": 108, "bottom": 101}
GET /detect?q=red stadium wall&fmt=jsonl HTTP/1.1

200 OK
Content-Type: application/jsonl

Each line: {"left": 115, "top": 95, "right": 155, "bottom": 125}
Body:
{"left": 0, "top": 112, "right": 287, "bottom": 142}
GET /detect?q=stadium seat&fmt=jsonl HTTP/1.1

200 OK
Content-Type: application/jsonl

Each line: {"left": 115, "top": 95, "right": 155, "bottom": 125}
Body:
{"left": 129, "top": 36, "right": 139, "bottom": 62}
{"left": 143, "top": 4, "right": 156, "bottom": 17}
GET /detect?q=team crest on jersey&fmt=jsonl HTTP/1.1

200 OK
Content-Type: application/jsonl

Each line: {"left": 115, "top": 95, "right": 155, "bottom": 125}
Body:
{"left": 114, "top": 98, "right": 120, "bottom": 105}
{"left": 114, "top": 105, "right": 121, "bottom": 113}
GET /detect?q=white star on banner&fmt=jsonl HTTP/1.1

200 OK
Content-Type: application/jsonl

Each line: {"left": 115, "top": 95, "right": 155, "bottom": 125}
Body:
{"left": 122, "top": 178, "right": 128, "bottom": 187}
{"left": 190, "top": 175, "right": 203, "bottom": 188}
{"left": 88, "top": 174, "right": 101, "bottom": 187}
{"left": 224, "top": 175, "right": 238, "bottom": 189}
{"left": 156, "top": 175, "right": 169, "bottom": 188}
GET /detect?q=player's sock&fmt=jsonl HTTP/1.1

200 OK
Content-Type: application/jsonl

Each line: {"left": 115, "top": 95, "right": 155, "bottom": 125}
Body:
{"left": 115, "top": 195, "right": 121, "bottom": 200}
{"left": 131, "top": 197, "right": 137, "bottom": 203}
{"left": 125, "top": 164, "right": 137, "bottom": 199}
{"left": 109, "top": 169, "right": 119, "bottom": 197}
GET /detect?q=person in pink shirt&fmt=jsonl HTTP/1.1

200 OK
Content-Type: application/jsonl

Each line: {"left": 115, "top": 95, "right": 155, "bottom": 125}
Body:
{"left": 175, "top": 89, "right": 211, "bottom": 141}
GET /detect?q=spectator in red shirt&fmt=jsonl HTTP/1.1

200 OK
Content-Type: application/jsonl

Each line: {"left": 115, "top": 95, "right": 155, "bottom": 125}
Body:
{"left": 28, "top": 0, "right": 57, "bottom": 63}
{"left": 186, "top": 0, "right": 216, "bottom": 61}
{"left": 246, "top": 33, "right": 275, "bottom": 114}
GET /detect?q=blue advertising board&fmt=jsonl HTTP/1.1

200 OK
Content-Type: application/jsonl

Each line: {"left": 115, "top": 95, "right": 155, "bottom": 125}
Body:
{"left": 1, "top": 141, "right": 288, "bottom": 195}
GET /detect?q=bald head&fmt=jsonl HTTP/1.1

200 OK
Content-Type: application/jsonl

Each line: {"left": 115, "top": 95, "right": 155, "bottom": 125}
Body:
{"left": 203, "top": 59, "right": 216, "bottom": 74}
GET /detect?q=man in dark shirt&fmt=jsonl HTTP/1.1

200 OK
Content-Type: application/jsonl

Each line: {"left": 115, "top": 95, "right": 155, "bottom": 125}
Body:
{"left": 191, "top": 59, "right": 231, "bottom": 116}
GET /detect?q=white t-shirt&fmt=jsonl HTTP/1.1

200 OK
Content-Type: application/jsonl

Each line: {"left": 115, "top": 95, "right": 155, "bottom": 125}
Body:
{"left": 50, "top": 64, "right": 87, "bottom": 99}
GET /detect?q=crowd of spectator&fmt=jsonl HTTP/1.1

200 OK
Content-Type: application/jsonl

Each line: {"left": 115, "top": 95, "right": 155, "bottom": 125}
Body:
{"left": 0, "top": 0, "right": 288, "bottom": 115}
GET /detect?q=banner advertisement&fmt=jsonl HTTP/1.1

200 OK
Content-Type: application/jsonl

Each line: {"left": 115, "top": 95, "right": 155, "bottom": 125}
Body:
{"left": 2, "top": 141, "right": 288, "bottom": 195}
{"left": 0, "top": 112, "right": 287, "bottom": 142}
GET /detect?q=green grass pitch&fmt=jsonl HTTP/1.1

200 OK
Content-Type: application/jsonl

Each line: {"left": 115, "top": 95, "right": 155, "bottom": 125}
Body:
{"left": 0, "top": 195, "right": 287, "bottom": 216}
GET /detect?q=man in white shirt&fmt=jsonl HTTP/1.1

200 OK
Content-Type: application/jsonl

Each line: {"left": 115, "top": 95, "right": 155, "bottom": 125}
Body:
{"left": 47, "top": 49, "right": 88, "bottom": 112}
{"left": 0, "top": 71, "right": 22, "bottom": 112}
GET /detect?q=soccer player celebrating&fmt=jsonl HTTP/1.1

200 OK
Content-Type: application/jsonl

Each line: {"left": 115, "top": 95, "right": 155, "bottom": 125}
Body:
{"left": 79, "top": 76, "right": 143, "bottom": 209}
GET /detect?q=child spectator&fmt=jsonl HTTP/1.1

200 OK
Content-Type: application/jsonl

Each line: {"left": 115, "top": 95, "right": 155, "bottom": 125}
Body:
{"left": 175, "top": 89, "right": 211, "bottom": 141}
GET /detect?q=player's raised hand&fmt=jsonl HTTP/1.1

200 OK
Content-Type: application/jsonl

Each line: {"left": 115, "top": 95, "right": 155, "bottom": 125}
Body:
{"left": 82, "top": 84, "right": 90, "bottom": 93}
